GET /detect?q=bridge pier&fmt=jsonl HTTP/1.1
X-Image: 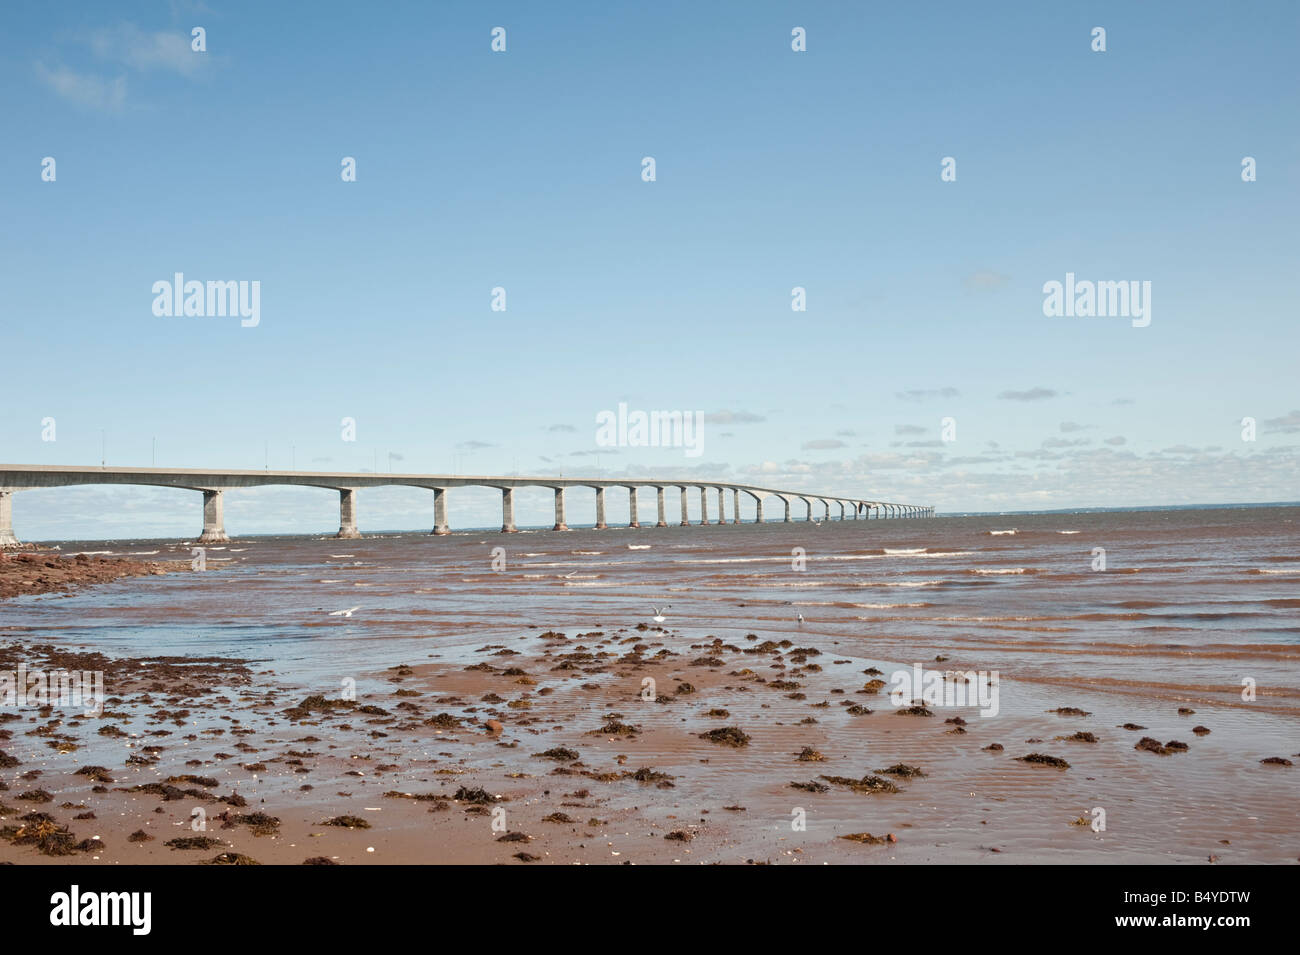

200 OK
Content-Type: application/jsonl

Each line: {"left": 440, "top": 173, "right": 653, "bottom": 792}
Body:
{"left": 804, "top": 498, "right": 813, "bottom": 522}
{"left": 0, "top": 490, "right": 19, "bottom": 548}
{"left": 733, "top": 488, "right": 741, "bottom": 523}
{"left": 501, "top": 487, "right": 517, "bottom": 533}
{"left": 679, "top": 486, "right": 689, "bottom": 526}
{"left": 655, "top": 487, "right": 667, "bottom": 527}
{"left": 716, "top": 487, "right": 726, "bottom": 524}
{"left": 198, "top": 489, "right": 230, "bottom": 543}
{"left": 431, "top": 487, "right": 450, "bottom": 535}
{"left": 627, "top": 487, "right": 640, "bottom": 528}
{"left": 336, "top": 488, "right": 361, "bottom": 539}
{"left": 552, "top": 487, "right": 568, "bottom": 531}
{"left": 594, "top": 487, "right": 607, "bottom": 530}
{"left": 699, "top": 487, "right": 710, "bottom": 525}
{"left": 754, "top": 496, "right": 763, "bottom": 523}
{"left": 783, "top": 498, "right": 791, "bottom": 522}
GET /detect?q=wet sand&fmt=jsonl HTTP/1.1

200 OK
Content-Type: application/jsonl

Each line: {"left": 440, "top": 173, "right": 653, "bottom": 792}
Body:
{"left": 0, "top": 550, "right": 182, "bottom": 601}
{"left": 1, "top": 510, "right": 1297, "bottom": 864}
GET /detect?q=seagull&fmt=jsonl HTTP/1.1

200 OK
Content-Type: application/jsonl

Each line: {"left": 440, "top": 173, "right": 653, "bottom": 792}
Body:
{"left": 652, "top": 605, "right": 669, "bottom": 624}
{"left": 329, "top": 606, "right": 361, "bottom": 617}
{"left": 797, "top": 613, "right": 804, "bottom": 625}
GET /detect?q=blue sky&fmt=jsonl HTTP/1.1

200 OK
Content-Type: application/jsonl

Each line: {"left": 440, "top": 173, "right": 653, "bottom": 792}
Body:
{"left": 3, "top": 1, "right": 1298, "bottom": 537}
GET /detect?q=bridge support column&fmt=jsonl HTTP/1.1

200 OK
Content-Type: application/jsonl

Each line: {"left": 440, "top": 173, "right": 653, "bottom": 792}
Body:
{"left": 839, "top": 502, "right": 845, "bottom": 521}
{"left": 0, "top": 490, "right": 19, "bottom": 548}
{"left": 627, "top": 487, "right": 640, "bottom": 528}
{"left": 679, "top": 487, "right": 690, "bottom": 525}
{"left": 754, "top": 497, "right": 763, "bottom": 523}
{"left": 656, "top": 487, "right": 667, "bottom": 527}
{"left": 501, "top": 487, "right": 517, "bottom": 533}
{"left": 716, "top": 487, "right": 726, "bottom": 524}
{"left": 595, "top": 487, "right": 607, "bottom": 530}
{"left": 552, "top": 487, "right": 568, "bottom": 531}
{"left": 783, "top": 498, "right": 791, "bottom": 522}
{"left": 804, "top": 499, "right": 813, "bottom": 522}
{"left": 431, "top": 487, "right": 450, "bottom": 535}
{"left": 733, "top": 489, "right": 741, "bottom": 523}
{"left": 199, "top": 489, "right": 230, "bottom": 543}
{"left": 699, "top": 487, "right": 710, "bottom": 524}
{"left": 336, "top": 488, "right": 361, "bottom": 539}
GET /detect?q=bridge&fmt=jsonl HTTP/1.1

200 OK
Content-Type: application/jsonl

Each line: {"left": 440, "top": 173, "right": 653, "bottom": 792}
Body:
{"left": 0, "top": 464, "right": 935, "bottom": 547}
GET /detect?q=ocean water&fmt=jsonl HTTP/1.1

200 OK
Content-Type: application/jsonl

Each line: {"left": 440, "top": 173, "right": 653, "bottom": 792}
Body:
{"left": 3, "top": 505, "right": 1298, "bottom": 863}
{"left": 5, "top": 506, "right": 1297, "bottom": 714}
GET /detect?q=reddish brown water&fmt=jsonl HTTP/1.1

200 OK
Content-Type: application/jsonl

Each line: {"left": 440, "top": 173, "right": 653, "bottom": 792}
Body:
{"left": 2, "top": 505, "right": 1297, "bottom": 864}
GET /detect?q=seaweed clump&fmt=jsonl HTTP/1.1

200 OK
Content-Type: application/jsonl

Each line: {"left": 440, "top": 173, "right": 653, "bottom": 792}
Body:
{"left": 320, "top": 815, "right": 371, "bottom": 829}
{"left": 164, "top": 836, "right": 225, "bottom": 850}
{"left": 699, "top": 727, "right": 750, "bottom": 747}
{"left": 819, "top": 774, "right": 901, "bottom": 794}
{"left": 1, "top": 812, "right": 96, "bottom": 856}
{"left": 203, "top": 852, "right": 260, "bottom": 865}
{"left": 839, "top": 832, "right": 895, "bottom": 845}
{"left": 1016, "top": 753, "right": 1071, "bottom": 769}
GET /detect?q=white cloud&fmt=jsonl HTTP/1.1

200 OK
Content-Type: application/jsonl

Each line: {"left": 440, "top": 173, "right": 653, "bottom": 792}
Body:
{"left": 36, "top": 62, "right": 126, "bottom": 111}
{"left": 89, "top": 24, "right": 204, "bottom": 76}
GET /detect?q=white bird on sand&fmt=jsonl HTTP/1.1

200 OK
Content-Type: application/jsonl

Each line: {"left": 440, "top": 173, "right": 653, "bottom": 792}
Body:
{"left": 329, "top": 606, "right": 361, "bottom": 617}
{"left": 797, "top": 613, "right": 804, "bottom": 624}
{"left": 652, "top": 605, "right": 669, "bottom": 624}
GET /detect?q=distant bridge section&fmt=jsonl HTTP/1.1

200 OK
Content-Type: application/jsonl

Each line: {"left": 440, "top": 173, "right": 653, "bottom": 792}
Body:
{"left": 0, "top": 464, "right": 935, "bottom": 546}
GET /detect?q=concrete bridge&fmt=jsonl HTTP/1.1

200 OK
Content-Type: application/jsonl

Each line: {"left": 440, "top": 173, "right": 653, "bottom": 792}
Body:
{"left": 0, "top": 464, "right": 935, "bottom": 546}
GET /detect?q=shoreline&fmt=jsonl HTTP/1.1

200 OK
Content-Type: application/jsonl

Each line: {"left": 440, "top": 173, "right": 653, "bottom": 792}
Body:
{"left": 0, "top": 550, "right": 188, "bottom": 602}
{"left": 3, "top": 621, "right": 1295, "bottom": 865}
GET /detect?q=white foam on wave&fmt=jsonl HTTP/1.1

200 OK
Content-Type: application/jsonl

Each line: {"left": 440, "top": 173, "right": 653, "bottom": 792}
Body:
{"left": 971, "top": 567, "right": 1031, "bottom": 575}
{"left": 855, "top": 580, "right": 941, "bottom": 588}
{"left": 989, "top": 529, "right": 1018, "bottom": 536}
{"left": 129, "top": 550, "right": 160, "bottom": 556}
{"left": 627, "top": 544, "right": 652, "bottom": 550}
{"left": 1057, "top": 530, "right": 1080, "bottom": 535}
{"left": 884, "top": 547, "right": 927, "bottom": 555}
{"left": 572, "top": 551, "right": 604, "bottom": 555}
{"left": 1251, "top": 568, "right": 1297, "bottom": 575}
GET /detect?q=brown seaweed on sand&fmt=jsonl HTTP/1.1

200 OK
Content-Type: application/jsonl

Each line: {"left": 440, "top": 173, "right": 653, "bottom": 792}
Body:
{"left": 789, "top": 781, "right": 830, "bottom": 793}
{"left": 877, "top": 763, "right": 927, "bottom": 777}
{"left": 1, "top": 812, "right": 96, "bottom": 856}
{"left": 164, "top": 836, "right": 225, "bottom": 850}
{"left": 453, "top": 786, "right": 501, "bottom": 804}
{"left": 320, "top": 815, "right": 371, "bottom": 829}
{"left": 840, "top": 832, "right": 895, "bottom": 845}
{"left": 1016, "top": 753, "right": 1071, "bottom": 769}
{"left": 819, "top": 774, "right": 901, "bottom": 794}
{"left": 534, "top": 747, "right": 580, "bottom": 761}
{"left": 894, "top": 706, "right": 933, "bottom": 717}
{"left": 699, "top": 727, "right": 751, "bottom": 747}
